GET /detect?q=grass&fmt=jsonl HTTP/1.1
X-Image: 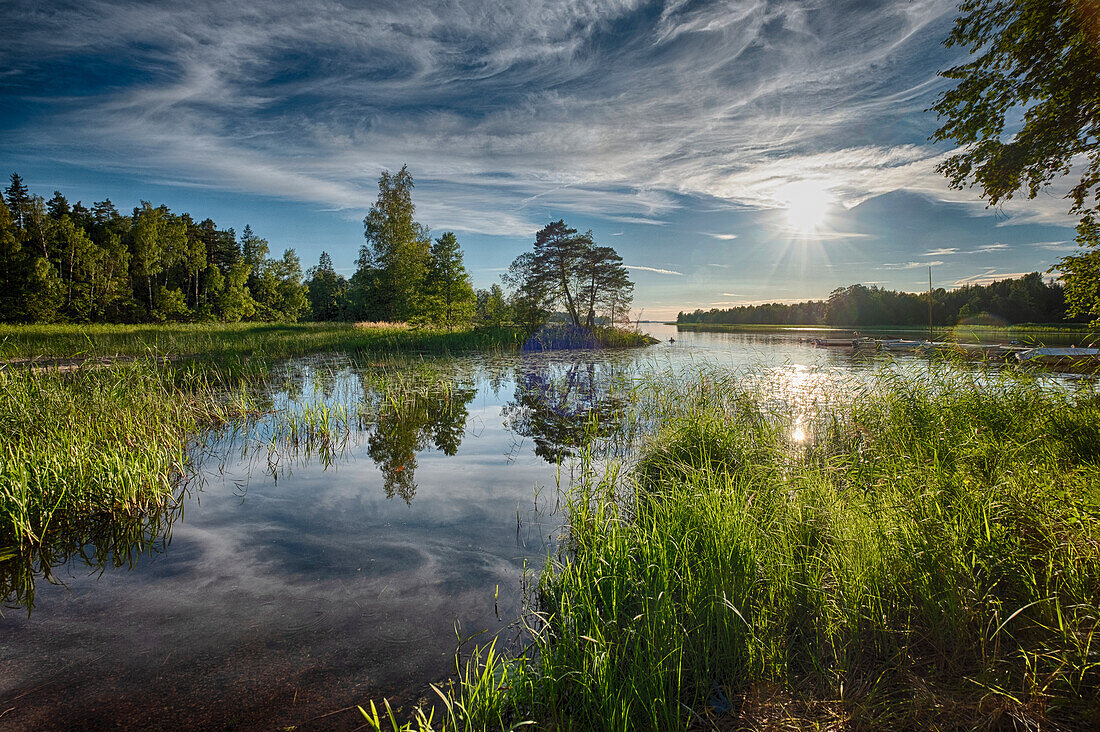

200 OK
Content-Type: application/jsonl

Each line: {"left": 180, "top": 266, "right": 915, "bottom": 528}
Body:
{"left": 0, "top": 321, "right": 657, "bottom": 363}
{"left": 0, "top": 322, "right": 532, "bottom": 362}
{"left": 0, "top": 361, "right": 252, "bottom": 551}
{"left": 363, "top": 364, "right": 1100, "bottom": 730}
{"left": 674, "top": 321, "right": 1100, "bottom": 345}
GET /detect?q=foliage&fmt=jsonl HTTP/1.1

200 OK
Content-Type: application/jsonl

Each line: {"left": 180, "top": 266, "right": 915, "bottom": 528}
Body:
{"left": 1059, "top": 219, "right": 1100, "bottom": 324}
{"left": 506, "top": 220, "right": 634, "bottom": 330}
{"left": 306, "top": 251, "right": 348, "bottom": 321}
{"left": 0, "top": 172, "right": 320, "bottom": 325}
{"left": 474, "top": 284, "right": 512, "bottom": 329}
{"left": 424, "top": 232, "right": 476, "bottom": 329}
{"left": 678, "top": 273, "right": 1073, "bottom": 326}
{"left": 352, "top": 165, "right": 432, "bottom": 322}
{"left": 932, "top": 0, "right": 1100, "bottom": 327}
{"left": 931, "top": 0, "right": 1100, "bottom": 219}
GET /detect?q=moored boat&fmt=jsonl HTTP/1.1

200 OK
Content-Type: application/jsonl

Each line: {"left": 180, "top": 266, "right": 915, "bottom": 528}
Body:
{"left": 1015, "top": 346, "right": 1100, "bottom": 366}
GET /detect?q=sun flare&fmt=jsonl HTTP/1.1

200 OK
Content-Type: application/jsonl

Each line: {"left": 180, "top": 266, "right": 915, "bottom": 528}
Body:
{"left": 779, "top": 180, "right": 835, "bottom": 234}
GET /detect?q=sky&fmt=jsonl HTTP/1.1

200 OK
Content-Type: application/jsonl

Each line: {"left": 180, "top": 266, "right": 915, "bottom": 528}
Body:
{"left": 0, "top": 0, "right": 1084, "bottom": 320}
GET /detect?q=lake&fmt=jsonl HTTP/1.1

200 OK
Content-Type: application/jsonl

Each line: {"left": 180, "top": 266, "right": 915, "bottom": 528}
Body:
{"left": 0, "top": 324, "right": 1043, "bottom": 730}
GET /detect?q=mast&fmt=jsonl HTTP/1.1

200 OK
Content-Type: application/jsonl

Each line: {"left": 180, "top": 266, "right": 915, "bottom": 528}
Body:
{"left": 928, "top": 266, "right": 933, "bottom": 341}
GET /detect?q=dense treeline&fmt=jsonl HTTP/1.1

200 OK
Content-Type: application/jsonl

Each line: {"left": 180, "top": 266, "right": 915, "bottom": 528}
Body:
{"left": 1, "top": 172, "right": 308, "bottom": 324}
{"left": 1, "top": 167, "right": 636, "bottom": 333}
{"left": 678, "top": 274, "right": 1079, "bottom": 326}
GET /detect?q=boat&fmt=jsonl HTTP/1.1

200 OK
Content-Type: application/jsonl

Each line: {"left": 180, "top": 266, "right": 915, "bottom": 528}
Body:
{"left": 878, "top": 339, "right": 931, "bottom": 353}
{"left": 810, "top": 337, "right": 877, "bottom": 349}
{"left": 1015, "top": 347, "right": 1100, "bottom": 366}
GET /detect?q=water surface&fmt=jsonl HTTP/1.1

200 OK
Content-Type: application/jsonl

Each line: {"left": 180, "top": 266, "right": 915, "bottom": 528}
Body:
{"left": 0, "top": 324, "right": 1018, "bottom": 729}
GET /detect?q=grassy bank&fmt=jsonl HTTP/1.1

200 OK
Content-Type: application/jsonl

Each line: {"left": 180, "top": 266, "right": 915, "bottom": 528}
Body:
{"left": 0, "top": 362, "right": 250, "bottom": 550}
{"left": 368, "top": 366, "right": 1100, "bottom": 730}
{"left": 0, "top": 322, "right": 530, "bottom": 362}
{"left": 0, "top": 322, "right": 656, "bottom": 363}
{"left": 673, "top": 321, "right": 1100, "bottom": 344}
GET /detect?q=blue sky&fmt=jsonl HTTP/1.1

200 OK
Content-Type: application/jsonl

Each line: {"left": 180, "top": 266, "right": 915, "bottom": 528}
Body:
{"left": 0, "top": 0, "right": 1082, "bottom": 319}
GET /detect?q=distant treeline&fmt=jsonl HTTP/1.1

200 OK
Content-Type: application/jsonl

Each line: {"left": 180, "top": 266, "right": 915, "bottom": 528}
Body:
{"left": 678, "top": 274, "right": 1081, "bottom": 327}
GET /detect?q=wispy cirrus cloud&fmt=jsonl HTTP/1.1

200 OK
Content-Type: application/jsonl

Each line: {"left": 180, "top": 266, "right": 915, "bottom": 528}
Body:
{"left": 953, "top": 269, "right": 1035, "bottom": 287}
{"left": 884, "top": 260, "right": 944, "bottom": 269}
{"left": 624, "top": 264, "right": 684, "bottom": 276}
{"left": 971, "top": 242, "right": 1010, "bottom": 253}
{"left": 0, "top": 0, "right": 975, "bottom": 227}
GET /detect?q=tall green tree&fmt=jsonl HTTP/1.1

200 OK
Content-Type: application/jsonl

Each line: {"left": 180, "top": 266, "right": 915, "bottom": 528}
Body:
{"left": 531, "top": 220, "right": 588, "bottom": 327}
{"left": 0, "top": 197, "right": 61, "bottom": 322}
{"left": 507, "top": 221, "right": 634, "bottom": 330}
{"left": 49, "top": 215, "right": 98, "bottom": 318}
{"left": 46, "top": 191, "right": 71, "bottom": 219}
{"left": 425, "top": 231, "right": 476, "bottom": 329}
{"left": 933, "top": 0, "right": 1100, "bottom": 322}
{"left": 130, "top": 202, "right": 186, "bottom": 315}
{"left": 307, "top": 251, "right": 348, "bottom": 321}
{"left": 351, "top": 165, "right": 431, "bottom": 322}
{"left": 4, "top": 173, "right": 29, "bottom": 230}
{"left": 577, "top": 242, "right": 632, "bottom": 328}
{"left": 1060, "top": 220, "right": 1100, "bottom": 324}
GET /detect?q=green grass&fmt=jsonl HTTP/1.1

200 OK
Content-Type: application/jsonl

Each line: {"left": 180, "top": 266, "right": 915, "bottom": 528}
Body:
{"left": 364, "top": 365, "right": 1100, "bottom": 730}
{"left": 673, "top": 321, "right": 1100, "bottom": 344}
{"left": 0, "top": 361, "right": 251, "bottom": 550}
{"left": 0, "top": 322, "right": 534, "bottom": 361}
{"left": 0, "top": 322, "right": 656, "bottom": 362}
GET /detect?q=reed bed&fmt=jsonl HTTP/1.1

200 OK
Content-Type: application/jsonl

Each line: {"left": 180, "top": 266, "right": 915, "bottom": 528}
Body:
{"left": 366, "top": 365, "right": 1100, "bottom": 730}
{"left": 0, "top": 361, "right": 248, "bottom": 549}
{"left": 0, "top": 322, "right": 530, "bottom": 362}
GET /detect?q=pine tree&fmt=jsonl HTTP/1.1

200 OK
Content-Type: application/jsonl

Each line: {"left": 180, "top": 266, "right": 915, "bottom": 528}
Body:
{"left": 4, "top": 173, "right": 29, "bottom": 230}
{"left": 46, "top": 190, "right": 71, "bottom": 219}
{"left": 307, "top": 251, "right": 349, "bottom": 321}
{"left": 425, "top": 231, "right": 475, "bottom": 329}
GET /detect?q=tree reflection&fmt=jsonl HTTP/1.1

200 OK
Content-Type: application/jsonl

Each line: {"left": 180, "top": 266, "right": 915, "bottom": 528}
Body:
{"left": 361, "top": 378, "right": 477, "bottom": 503}
{"left": 503, "top": 359, "right": 631, "bottom": 462}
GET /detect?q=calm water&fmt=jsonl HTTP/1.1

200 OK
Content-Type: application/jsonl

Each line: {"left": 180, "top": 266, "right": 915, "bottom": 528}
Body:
{"left": 0, "top": 325, "right": 1015, "bottom": 730}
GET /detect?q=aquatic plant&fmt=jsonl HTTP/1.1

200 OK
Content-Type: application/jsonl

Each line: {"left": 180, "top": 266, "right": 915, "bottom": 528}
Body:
{"left": 363, "top": 365, "right": 1100, "bottom": 730}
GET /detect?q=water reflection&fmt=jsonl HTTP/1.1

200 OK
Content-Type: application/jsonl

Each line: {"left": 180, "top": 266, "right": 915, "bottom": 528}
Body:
{"left": 360, "top": 375, "right": 478, "bottom": 503}
{"left": 503, "top": 358, "right": 633, "bottom": 462}
{"left": 1, "top": 498, "right": 183, "bottom": 614}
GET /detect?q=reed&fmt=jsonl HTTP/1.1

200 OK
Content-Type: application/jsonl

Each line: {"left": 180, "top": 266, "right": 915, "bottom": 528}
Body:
{"left": 0, "top": 361, "right": 241, "bottom": 550}
{"left": 364, "top": 364, "right": 1100, "bottom": 730}
{"left": 0, "top": 322, "right": 531, "bottom": 362}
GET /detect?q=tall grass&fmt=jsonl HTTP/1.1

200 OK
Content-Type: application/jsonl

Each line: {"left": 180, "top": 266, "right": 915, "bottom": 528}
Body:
{"left": 0, "top": 322, "right": 530, "bottom": 362}
{"left": 0, "top": 361, "right": 249, "bottom": 550}
{"left": 365, "top": 365, "right": 1100, "bottom": 730}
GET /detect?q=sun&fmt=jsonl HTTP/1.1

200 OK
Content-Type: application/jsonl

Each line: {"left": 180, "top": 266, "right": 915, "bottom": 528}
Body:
{"left": 778, "top": 180, "right": 835, "bottom": 234}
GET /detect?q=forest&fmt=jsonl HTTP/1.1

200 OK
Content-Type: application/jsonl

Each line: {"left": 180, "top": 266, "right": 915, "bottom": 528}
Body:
{"left": 0, "top": 169, "right": 635, "bottom": 334}
{"left": 677, "top": 275, "right": 1079, "bottom": 327}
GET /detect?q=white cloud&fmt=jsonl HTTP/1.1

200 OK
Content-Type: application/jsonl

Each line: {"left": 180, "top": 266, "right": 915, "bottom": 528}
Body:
{"left": 952, "top": 269, "right": 1034, "bottom": 287}
{"left": 925, "top": 247, "right": 958, "bottom": 256}
{"left": 2, "top": 0, "right": 986, "bottom": 233}
{"left": 704, "top": 232, "right": 739, "bottom": 240}
{"left": 884, "top": 260, "right": 944, "bottom": 269}
{"left": 970, "top": 242, "right": 1010, "bottom": 253}
{"left": 624, "top": 264, "right": 684, "bottom": 276}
